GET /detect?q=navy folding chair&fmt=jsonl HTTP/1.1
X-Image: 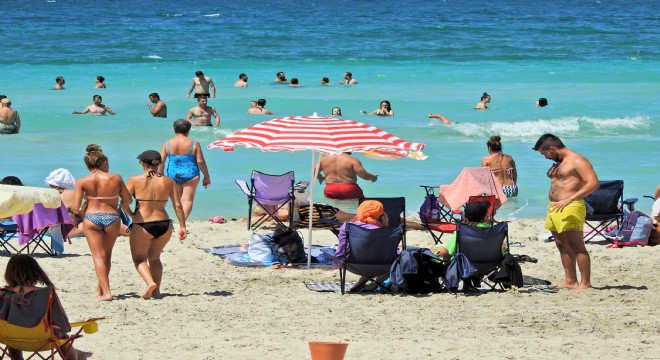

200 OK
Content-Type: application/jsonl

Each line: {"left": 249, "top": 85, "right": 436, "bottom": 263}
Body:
{"left": 583, "top": 180, "right": 635, "bottom": 242}
{"left": 360, "top": 197, "right": 406, "bottom": 248}
{"left": 456, "top": 222, "right": 509, "bottom": 290}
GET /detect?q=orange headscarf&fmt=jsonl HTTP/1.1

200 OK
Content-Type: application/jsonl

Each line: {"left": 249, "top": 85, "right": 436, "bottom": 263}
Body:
{"left": 351, "top": 200, "right": 384, "bottom": 227}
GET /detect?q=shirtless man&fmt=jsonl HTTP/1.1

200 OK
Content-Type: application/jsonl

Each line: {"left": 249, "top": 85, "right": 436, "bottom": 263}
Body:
{"left": 72, "top": 95, "right": 116, "bottom": 116}
{"left": 147, "top": 92, "right": 167, "bottom": 118}
{"left": 247, "top": 99, "right": 272, "bottom": 115}
{"left": 533, "top": 134, "right": 599, "bottom": 291}
{"left": 54, "top": 76, "right": 65, "bottom": 90}
{"left": 0, "top": 98, "right": 21, "bottom": 135}
{"left": 339, "top": 71, "right": 358, "bottom": 85}
{"left": 234, "top": 73, "right": 248, "bottom": 88}
{"left": 316, "top": 152, "right": 378, "bottom": 201}
{"left": 187, "top": 71, "right": 216, "bottom": 99}
{"left": 186, "top": 97, "right": 220, "bottom": 127}
{"left": 274, "top": 72, "right": 289, "bottom": 83}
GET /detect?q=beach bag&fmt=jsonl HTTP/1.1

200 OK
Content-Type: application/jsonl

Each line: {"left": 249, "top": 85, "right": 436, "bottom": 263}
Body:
{"left": 272, "top": 228, "right": 307, "bottom": 263}
{"left": 247, "top": 233, "right": 275, "bottom": 262}
{"left": 391, "top": 248, "right": 444, "bottom": 294}
{"left": 445, "top": 253, "right": 478, "bottom": 292}
{"left": 419, "top": 193, "right": 442, "bottom": 223}
{"left": 609, "top": 210, "right": 652, "bottom": 247}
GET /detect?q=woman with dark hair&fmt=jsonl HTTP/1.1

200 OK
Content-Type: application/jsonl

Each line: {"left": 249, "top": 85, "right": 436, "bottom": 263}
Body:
{"left": 72, "top": 144, "right": 132, "bottom": 301}
{"left": 159, "top": 119, "right": 211, "bottom": 220}
{"left": 0, "top": 255, "right": 88, "bottom": 359}
{"left": 361, "top": 100, "right": 394, "bottom": 116}
{"left": 127, "top": 150, "right": 187, "bottom": 299}
{"left": 475, "top": 92, "right": 491, "bottom": 110}
{"left": 481, "top": 135, "right": 518, "bottom": 198}
{"left": 0, "top": 176, "right": 23, "bottom": 185}
{"left": 95, "top": 76, "right": 106, "bottom": 89}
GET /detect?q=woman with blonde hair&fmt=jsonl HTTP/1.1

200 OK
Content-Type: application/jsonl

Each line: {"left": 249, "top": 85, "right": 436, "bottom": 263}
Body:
{"left": 72, "top": 144, "right": 132, "bottom": 301}
{"left": 127, "top": 150, "right": 187, "bottom": 299}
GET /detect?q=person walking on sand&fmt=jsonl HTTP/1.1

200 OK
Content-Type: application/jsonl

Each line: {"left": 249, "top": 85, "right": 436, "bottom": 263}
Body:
{"left": 72, "top": 95, "right": 116, "bottom": 116}
{"left": 475, "top": 92, "right": 491, "bottom": 110}
{"left": 0, "top": 98, "right": 21, "bottom": 135}
{"left": 186, "top": 96, "right": 220, "bottom": 126}
{"left": 147, "top": 92, "right": 167, "bottom": 118}
{"left": 533, "top": 133, "right": 599, "bottom": 291}
{"left": 187, "top": 70, "right": 216, "bottom": 99}
{"left": 482, "top": 135, "right": 518, "bottom": 198}
{"left": 159, "top": 119, "right": 211, "bottom": 220}
{"left": 72, "top": 144, "right": 133, "bottom": 301}
{"left": 127, "top": 150, "right": 187, "bottom": 299}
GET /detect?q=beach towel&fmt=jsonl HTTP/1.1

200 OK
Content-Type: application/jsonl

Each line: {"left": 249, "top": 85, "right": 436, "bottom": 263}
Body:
{"left": 439, "top": 167, "right": 507, "bottom": 211}
{"left": 204, "top": 244, "right": 333, "bottom": 267}
{"left": 12, "top": 203, "right": 73, "bottom": 246}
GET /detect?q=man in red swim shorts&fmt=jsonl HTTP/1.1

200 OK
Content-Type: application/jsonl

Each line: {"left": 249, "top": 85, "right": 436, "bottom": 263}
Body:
{"left": 316, "top": 153, "right": 378, "bottom": 200}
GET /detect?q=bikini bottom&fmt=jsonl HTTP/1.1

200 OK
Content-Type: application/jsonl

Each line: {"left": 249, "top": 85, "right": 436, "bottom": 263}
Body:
{"left": 84, "top": 212, "right": 120, "bottom": 229}
{"left": 132, "top": 220, "right": 172, "bottom": 238}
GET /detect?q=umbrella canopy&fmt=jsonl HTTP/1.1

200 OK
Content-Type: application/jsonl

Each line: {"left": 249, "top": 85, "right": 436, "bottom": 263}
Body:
{"left": 0, "top": 185, "right": 62, "bottom": 218}
{"left": 208, "top": 114, "right": 426, "bottom": 267}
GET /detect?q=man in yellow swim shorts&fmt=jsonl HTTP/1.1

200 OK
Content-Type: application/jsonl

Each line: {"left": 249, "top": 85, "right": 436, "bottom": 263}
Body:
{"left": 533, "top": 134, "right": 599, "bottom": 291}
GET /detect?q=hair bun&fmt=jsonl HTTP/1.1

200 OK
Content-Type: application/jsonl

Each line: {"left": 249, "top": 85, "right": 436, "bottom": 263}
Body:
{"left": 86, "top": 144, "right": 102, "bottom": 153}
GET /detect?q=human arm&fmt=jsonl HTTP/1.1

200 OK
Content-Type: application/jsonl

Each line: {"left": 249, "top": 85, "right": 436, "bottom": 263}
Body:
{"left": 186, "top": 80, "right": 196, "bottom": 98}
{"left": 209, "top": 78, "right": 216, "bottom": 98}
{"left": 15, "top": 113, "right": 20, "bottom": 133}
{"left": 148, "top": 102, "right": 164, "bottom": 116}
{"left": 71, "top": 180, "right": 84, "bottom": 214}
{"left": 194, "top": 142, "right": 211, "bottom": 188}
{"left": 315, "top": 160, "right": 325, "bottom": 184}
{"left": 480, "top": 156, "right": 488, "bottom": 167}
{"left": 353, "top": 159, "right": 378, "bottom": 182}
{"left": 212, "top": 107, "right": 220, "bottom": 127}
{"left": 118, "top": 176, "right": 133, "bottom": 217}
{"left": 72, "top": 106, "right": 90, "bottom": 115}
{"left": 511, "top": 158, "right": 518, "bottom": 184}
{"left": 169, "top": 179, "right": 187, "bottom": 240}
{"left": 186, "top": 108, "right": 194, "bottom": 123}
{"left": 428, "top": 113, "right": 451, "bottom": 124}
{"left": 158, "top": 142, "right": 168, "bottom": 175}
{"left": 654, "top": 184, "right": 660, "bottom": 200}
{"left": 104, "top": 106, "right": 116, "bottom": 115}
{"left": 550, "top": 157, "right": 599, "bottom": 212}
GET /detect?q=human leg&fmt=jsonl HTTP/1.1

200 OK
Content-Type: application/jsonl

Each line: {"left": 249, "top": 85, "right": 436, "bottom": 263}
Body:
{"left": 8, "top": 347, "right": 23, "bottom": 360}
{"left": 84, "top": 218, "right": 119, "bottom": 301}
{"left": 129, "top": 225, "right": 158, "bottom": 299}
{"left": 180, "top": 176, "right": 200, "bottom": 219}
{"left": 146, "top": 226, "right": 173, "bottom": 299}
{"left": 564, "top": 230, "right": 591, "bottom": 290}
{"left": 552, "top": 231, "right": 579, "bottom": 289}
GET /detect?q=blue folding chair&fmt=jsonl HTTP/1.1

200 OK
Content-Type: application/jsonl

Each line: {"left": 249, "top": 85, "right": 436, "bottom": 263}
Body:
{"left": 456, "top": 222, "right": 509, "bottom": 290}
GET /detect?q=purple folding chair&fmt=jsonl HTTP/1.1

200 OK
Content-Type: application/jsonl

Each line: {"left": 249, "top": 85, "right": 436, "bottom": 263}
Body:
{"left": 236, "top": 170, "right": 308, "bottom": 231}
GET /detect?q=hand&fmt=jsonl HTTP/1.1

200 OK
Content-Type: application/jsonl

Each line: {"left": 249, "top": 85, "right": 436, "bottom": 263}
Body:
{"left": 549, "top": 198, "right": 572, "bottom": 212}
{"left": 203, "top": 177, "right": 211, "bottom": 188}
{"left": 178, "top": 228, "right": 187, "bottom": 240}
{"left": 360, "top": 110, "right": 367, "bottom": 114}
{"left": 372, "top": 175, "right": 379, "bottom": 183}
{"left": 186, "top": 94, "right": 190, "bottom": 98}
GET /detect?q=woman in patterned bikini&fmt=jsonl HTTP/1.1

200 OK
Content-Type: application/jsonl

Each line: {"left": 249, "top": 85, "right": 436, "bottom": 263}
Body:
{"left": 72, "top": 144, "right": 132, "bottom": 301}
{"left": 481, "top": 135, "right": 519, "bottom": 198}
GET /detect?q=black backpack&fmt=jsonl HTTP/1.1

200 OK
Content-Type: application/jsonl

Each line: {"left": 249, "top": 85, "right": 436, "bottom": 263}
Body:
{"left": 272, "top": 228, "right": 307, "bottom": 263}
{"left": 391, "top": 249, "right": 445, "bottom": 294}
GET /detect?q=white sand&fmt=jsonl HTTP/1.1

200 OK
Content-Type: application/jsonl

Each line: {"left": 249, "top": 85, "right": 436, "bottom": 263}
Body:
{"left": 12, "top": 219, "right": 660, "bottom": 360}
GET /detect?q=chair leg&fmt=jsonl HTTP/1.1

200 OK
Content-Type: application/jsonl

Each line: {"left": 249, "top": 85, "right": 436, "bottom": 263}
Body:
{"left": 339, "top": 267, "right": 346, "bottom": 295}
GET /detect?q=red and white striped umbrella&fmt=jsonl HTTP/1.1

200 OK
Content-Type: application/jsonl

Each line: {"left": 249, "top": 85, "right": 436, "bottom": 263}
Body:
{"left": 208, "top": 115, "right": 425, "bottom": 156}
{"left": 208, "top": 114, "right": 426, "bottom": 267}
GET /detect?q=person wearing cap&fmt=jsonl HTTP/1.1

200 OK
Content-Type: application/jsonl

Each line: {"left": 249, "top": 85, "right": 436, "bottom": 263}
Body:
{"left": 127, "top": 150, "right": 187, "bottom": 300}
{"left": 0, "top": 98, "right": 21, "bottom": 135}
{"left": 431, "top": 200, "right": 500, "bottom": 260}
{"left": 334, "top": 200, "right": 389, "bottom": 291}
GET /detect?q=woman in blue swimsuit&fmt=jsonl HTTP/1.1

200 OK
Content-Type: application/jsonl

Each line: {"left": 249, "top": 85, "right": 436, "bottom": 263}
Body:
{"left": 127, "top": 150, "right": 187, "bottom": 299}
{"left": 72, "top": 144, "right": 132, "bottom": 301}
{"left": 159, "top": 119, "right": 211, "bottom": 220}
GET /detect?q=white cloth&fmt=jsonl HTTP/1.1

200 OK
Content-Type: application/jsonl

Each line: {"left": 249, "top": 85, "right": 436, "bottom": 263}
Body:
{"left": 652, "top": 198, "right": 660, "bottom": 223}
{"left": 45, "top": 168, "right": 75, "bottom": 189}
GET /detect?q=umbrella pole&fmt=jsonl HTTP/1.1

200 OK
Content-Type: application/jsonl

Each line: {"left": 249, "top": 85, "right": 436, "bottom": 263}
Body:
{"left": 307, "top": 150, "right": 318, "bottom": 268}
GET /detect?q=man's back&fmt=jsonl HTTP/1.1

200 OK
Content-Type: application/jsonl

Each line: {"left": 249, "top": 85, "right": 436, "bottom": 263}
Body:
{"left": 319, "top": 154, "right": 359, "bottom": 184}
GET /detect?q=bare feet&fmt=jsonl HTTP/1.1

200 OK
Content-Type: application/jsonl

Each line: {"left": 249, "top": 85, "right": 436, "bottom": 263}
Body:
{"left": 151, "top": 289, "right": 162, "bottom": 299}
{"left": 142, "top": 282, "right": 158, "bottom": 299}
{"left": 551, "top": 281, "right": 579, "bottom": 290}
{"left": 576, "top": 284, "right": 592, "bottom": 292}
{"left": 97, "top": 293, "right": 112, "bottom": 301}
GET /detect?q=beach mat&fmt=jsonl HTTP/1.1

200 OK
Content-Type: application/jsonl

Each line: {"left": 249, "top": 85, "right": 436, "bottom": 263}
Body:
{"left": 204, "top": 244, "right": 334, "bottom": 267}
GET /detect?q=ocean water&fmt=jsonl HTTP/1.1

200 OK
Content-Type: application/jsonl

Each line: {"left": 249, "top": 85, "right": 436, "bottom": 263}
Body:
{"left": 1, "top": 0, "right": 659, "bottom": 220}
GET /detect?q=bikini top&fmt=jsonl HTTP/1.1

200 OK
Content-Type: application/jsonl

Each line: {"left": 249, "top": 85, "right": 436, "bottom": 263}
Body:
{"left": 84, "top": 194, "right": 119, "bottom": 200}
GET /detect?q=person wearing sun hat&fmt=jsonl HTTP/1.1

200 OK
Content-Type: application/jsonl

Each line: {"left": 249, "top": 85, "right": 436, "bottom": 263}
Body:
{"left": 126, "top": 150, "right": 187, "bottom": 299}
{"left": 431, "top": 200, "right": 497, "bottom": 260}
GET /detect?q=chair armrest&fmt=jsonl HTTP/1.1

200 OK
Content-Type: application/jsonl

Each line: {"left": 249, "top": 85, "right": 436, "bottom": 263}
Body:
{"left": 294, "top": 181, "right": 310, "bottom": 192}
{"left": 623, "top": 197, "right": 638, "bottom": 211}
{"left": 235, "top": 180, "right": 252, "bottom": 196}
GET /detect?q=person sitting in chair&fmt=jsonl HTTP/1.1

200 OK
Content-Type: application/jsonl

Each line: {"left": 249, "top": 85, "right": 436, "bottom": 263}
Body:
{"left": 0, "top": 255, "right": 89, "bottom": 360}
{"left": 431, "top": 200, "right": 500, "bottom": 260}
{"left": 334, "top": 200, "right": 388, "bottom": 291}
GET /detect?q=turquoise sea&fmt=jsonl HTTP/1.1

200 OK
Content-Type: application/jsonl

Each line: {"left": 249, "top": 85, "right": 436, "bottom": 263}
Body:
{"left": 1, "top": 0, "right": 659, "bottom": 220}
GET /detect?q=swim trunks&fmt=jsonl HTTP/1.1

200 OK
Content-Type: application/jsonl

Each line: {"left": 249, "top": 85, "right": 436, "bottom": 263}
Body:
{"left": 166, "top": 141, "right": 200, "bottom": 184}
{"left": 502, "top": 184, "right": 518, "bottom": 198}
{"left": 194, "top": 93, "right": 210, "bottom": 99}
{"left": 0, "top": 123, "right": 17, "bottom": 134}
{"left": 544, "top": 200, "right": 586, "bottom": 233}
{"left": 324, "top": 183, "right": 364, "bottom": 200}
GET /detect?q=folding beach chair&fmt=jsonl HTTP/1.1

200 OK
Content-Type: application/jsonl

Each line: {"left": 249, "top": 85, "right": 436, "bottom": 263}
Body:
{"left": 295, "top": 203, "right": 341, "bottom": 235}
{"left": 455, "top": 221, "right": 509, "bottom": 290}
{"left": 0, "top": 287, "right": 103, "bottom": 360}
{"left": 338, "top": 223, "right": 404, "bottom": 295}
{"left": 235, "top": 170, "right": 309, "bottom": 231}
{"left": 360, "top": 197, "right": 407, "bottom": 248}
{"left": 0, "top": 221, "right": 19, "bottom": 254}
{"left": 583, "top": 180, "right": 635, "bottom": 242}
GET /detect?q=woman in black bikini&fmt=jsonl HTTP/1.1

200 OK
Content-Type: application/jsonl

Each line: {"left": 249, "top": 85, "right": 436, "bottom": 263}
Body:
{"left": 126, "top": 150, "right": 187, "bottom": 299}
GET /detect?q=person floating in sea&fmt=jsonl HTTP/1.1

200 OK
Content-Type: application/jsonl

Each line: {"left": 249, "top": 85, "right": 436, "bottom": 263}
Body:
{"left": 331, "top": 107, "right": 342, "bottom": 116}
{"left": 339, "top": 71, "right": 358, "bottom": 85}
{"left": 481, "top": 135, "right": 518, "bottom": 198}
{"left": 147, "top": 92, "right": 167, "bottom": 118}
{"left": 533, "top": 133, "right": 599, "bottom": 291}
{"left": 290, "top": 78, "right": 300, "bottom": 87}
{"left": 54, "top": 76, "right": 65, "bottom": 90}
{"left": 428, "top": 113, "right": 452, "bottom": 124}
{"left": 234, "top": 73, "right": 248, "bottom": 88}
{"left": 186, "top": 96, "right": 220, "bottom": 127}
{"left": 321, "top": 77, "right": 330, "bottom": 86}
{"left": 360, "top": 100, "right": 393, "bottom": 116}
{"left": 95, "top": 76, "right": 106, "bottom": 89}
{"left": 475, "top": 92, "right": 491, "bottom": 110}
{"left": 187, "top": 70, "right": 216, "bottom": 99}
{"left": 247, "top": 98, "right": 272, "bottom": 115}
{"left": 159, "top": 119, "right": 212, "bottom": 220}
{"left": 536, "top": 97, "right": 548, "bottom": 107}
{"left": 274, "top": 71, "right": 289, "bottom": 84}
{"left": 72, "top": 95, "right": 116, "bottom": 116}
{"left": 0, "top": 98, "right": 21, "bottom": 135}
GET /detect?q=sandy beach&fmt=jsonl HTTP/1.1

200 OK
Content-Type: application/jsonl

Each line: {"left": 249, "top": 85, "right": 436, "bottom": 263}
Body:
{"left": 6, "top": 218, "right": 657, "bottom": 360}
